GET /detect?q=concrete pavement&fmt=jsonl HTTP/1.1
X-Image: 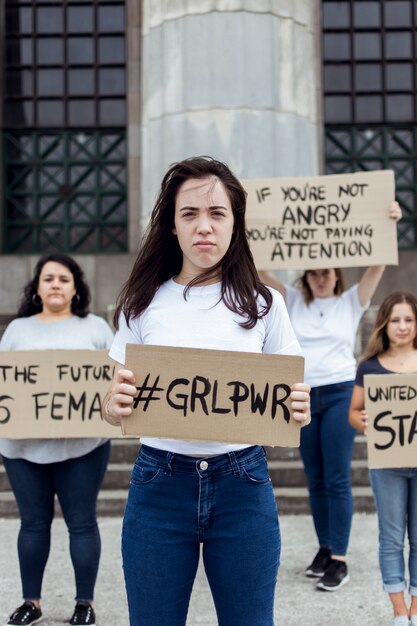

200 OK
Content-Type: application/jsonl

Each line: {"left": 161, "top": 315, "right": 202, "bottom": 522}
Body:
{"left": 0, "top": 513, "right": 395, "bottom": 625}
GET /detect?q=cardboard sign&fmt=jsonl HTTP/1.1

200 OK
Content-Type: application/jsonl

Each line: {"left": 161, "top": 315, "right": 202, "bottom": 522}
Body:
{"left": 123, "top": 344, "right": 304, "bottom": 447}
{"left": 365, "top": 373, "right": 417, "bottom": 468}
{"left": 0, "top": 350, "right": 119, "bottom": 439}
{"left": 243, "top": 170, "right": 397, "bottom": 270}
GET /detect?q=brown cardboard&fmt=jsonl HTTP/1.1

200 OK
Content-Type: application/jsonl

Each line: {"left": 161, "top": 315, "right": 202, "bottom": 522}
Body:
{"left": 123, "top": 344, "right": 305, "bottom": 447}
{"left": 0, "top": 350, "right": 119, "bottom": 438}
{"left": 242, "top": 170, "right": 397, "bottom": 270}
{"left": 365, "top": 373, "right": 417, "bottom": 468}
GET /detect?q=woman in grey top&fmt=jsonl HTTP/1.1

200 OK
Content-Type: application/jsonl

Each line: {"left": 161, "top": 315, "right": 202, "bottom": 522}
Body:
{"left": 1, "top": 254, "right": 114, "bottom": 626}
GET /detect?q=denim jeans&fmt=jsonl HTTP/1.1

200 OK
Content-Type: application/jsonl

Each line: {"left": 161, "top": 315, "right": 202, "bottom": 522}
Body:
{"left": 299, "top": 381, "right": 356, "bottom": 556}
{"left": 122, "top": 444, "right": 279, "bottom": 626}
{"left": 370, "top": 467, "right": 417, "bottom": 595}
{"left": 3, "top": 441, "right": 110, "bottom": 601}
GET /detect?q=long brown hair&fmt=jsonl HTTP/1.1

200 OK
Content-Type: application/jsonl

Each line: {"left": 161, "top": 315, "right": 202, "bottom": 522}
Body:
{"left": 114, "top": 156, "right": 273, "bottom": 329}
{"left": 361, "top": 291, "right": 417, "bottom": 361}
{"left": 295, "top": 269, "right": 346, "bottom": 304}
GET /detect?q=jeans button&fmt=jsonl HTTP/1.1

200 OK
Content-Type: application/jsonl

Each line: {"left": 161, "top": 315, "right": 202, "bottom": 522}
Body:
{"left": 200, "top": 460, "right": 208, "bottom": 471}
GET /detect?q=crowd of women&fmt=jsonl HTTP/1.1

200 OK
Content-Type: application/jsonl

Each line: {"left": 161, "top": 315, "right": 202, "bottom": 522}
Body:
{"left": 1, "top": 155, "right": 415, "bottom": 626}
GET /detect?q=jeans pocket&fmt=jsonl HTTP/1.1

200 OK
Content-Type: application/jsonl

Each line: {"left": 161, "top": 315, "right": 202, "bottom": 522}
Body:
{"left": 130, "top": 457, "right": 162, "bottom": 486}
{"left": 242, "top": 458, "right": 271, "bottom": 485}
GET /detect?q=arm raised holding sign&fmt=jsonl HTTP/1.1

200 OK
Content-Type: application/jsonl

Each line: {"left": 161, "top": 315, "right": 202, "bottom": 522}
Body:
{"left": 257, "top": 201, "right": 401, "bottom": 591}
{"left": 100, "top": 156, "right": 310, "bottom": 626}
{"left": 349, "top": 291, "right": 417, "bottom": 624}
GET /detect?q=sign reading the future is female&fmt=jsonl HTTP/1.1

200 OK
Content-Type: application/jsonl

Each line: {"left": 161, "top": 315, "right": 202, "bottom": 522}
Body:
{"left": 243, "top": 170, "right": 397, "bottom": 270}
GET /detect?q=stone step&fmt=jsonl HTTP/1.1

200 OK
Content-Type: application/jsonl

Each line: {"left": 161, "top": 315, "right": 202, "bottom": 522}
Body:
{"left": 0, "top": 485, "right": 376, "bottom": 518}
{"left": 0, "top": 436, "right": 372, "bottom": 516}
{"left": 0, "top": 458, "right": 371, "bottom": 492}
{"left": 274, "top": 486, "right": 376, "bottom": 514}
{"left": 266, "top": 436, "right": 367, "bottom": 461}
{"left": 268, "top": 459, "right": 370, "bottom": 487}
{"left": 0, "top": 435, "right": 368, "bottom": 466}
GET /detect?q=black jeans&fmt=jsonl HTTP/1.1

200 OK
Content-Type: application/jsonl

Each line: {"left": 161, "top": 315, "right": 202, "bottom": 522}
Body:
{"left": 3, "top": 441, "right": 110, "bottom": 601}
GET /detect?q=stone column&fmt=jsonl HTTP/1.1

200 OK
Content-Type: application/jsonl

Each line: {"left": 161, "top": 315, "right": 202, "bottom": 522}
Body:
{"left": 0, "top": 0, "right": 4, "bottom": 247}
{"left": 140, "top": 0, "right": 323, "bottom": 226}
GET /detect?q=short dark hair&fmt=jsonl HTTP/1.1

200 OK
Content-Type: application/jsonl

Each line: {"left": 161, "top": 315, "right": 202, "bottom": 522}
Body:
{"left": 114, "top": 155, "right": 273, "bottom": 329}
{"left": 17, "top": 253, "right": 91, "bottom": 318}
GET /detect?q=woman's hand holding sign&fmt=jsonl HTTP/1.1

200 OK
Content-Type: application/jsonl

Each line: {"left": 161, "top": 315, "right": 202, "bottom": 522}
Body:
{"left": 104, "top": 363, "right": 311, "bottom": 431}
{"left": 103, "top": 363, "right": 136, "bottom": 426}
{"left": 290, "top": 383, "right": 311, "bottom": 426}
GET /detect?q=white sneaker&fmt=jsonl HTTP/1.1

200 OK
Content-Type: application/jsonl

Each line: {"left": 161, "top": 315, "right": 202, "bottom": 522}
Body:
{"left": 391, "top": 616, "right": 409, "bottom": 626}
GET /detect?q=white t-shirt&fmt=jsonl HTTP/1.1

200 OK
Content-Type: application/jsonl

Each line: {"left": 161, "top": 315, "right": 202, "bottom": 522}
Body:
{"left": 109, "top": 279, "right": 301, "bottom": 455}
{"left": 285, "top": 283, "right": 367, "bottom": 388}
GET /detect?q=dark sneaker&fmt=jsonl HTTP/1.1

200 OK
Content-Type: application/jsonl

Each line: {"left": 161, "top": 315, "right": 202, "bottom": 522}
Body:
{"left": 316, "top": 559, "right": 349, "bottom": 591}
{"left": 305, "top": 547, "right": 332, "bottom": 577}
{"left": 69, "top": 602, "right": 96, "bottom": 626}
{"left": 6, "top": 601, "right": 43, "bottom": 625}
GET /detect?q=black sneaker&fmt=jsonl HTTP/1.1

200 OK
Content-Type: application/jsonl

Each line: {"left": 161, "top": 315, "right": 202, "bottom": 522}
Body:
{"left": 69, "top": 602, "right": 96, "bottom": 626}
{"left": 316, "top": 559, "right": 349, "bottom": 591}
{"left": 6, "top": 601, "right": 43, "bottom": 625}
{"left": 305, "top": 547, "right": 332, "bottom": 577}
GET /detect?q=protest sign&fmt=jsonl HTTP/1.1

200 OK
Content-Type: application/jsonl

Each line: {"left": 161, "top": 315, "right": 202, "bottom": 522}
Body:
{"left": 243, "top": 170, "right": 397, "bottom": 270}
{"left": 365, "top": 373, "right": 417, "bottom": 468}
{"left": 0, "top": 350, "right": 119, "bottom": 438}
{"left": 123, "top": 344, "right": 305, "bottom": 447}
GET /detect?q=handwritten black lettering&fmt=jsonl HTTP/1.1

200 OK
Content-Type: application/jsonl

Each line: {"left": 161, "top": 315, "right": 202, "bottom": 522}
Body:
{"left": 166, "top": 378, "right": 190, "bottom": 417}
{"left": 374, "top": 411, "right": 396, "bottom": 450}
{"left": 0, "top": 395, "right": 12, "bottom": 424}
{"left": 281, "top": 203, "right": 351, "bottom": 226}
{"left": 190, "top": 376, "right": 210, "bottom": 416}
{"left": 51, "top": 392, "right": 66, "bottom": 420}
{"left": 256, "top": 187, "right": 272, "bottom": 202}
{"left": 338, "top": 183, "right": 368, "bottom": 198}
{"left": 280, "top": 184, "right": 326, "bottom": 202}
{"left": 368, "top": 385, "right": 417, "bottom": 403}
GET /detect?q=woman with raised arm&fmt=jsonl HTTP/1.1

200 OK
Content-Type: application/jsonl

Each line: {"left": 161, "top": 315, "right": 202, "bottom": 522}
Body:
{"left": 102, "top": 156, "right": 310, "bottom": 626}
{"left": 258, "top": 200, "right": 402, "bottom": 592}
{"left": 1, "top": 253, "right": 114, "bottom": 626}
{"left": 349, "top": 291, "right": 417, "bottom": 626}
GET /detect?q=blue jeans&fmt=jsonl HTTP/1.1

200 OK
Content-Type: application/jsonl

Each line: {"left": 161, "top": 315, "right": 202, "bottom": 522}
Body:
{"left": 370, "top": 467, "right": 417, "bottom": 595}
{"left": 299, "top": 381, "right": 356, "bottom": 556}
{"left": 3, "top": 441, "right": 110, "bottom": 601}
{"left": 122, "top": 444, "right": 279, "bottom": 626}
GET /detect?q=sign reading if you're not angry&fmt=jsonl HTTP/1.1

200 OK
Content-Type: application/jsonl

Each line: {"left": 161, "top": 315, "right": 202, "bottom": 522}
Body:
{"left": 123, "top": 344, "right": 305, "bottom": 447}
{"left": 243, "top": 170, "right": 397, "bottom": 270}
{"left": 365, "top": 373, "right": 417, "bottom": 468}
{"left": 0, "top": 350, "right": 118, "bottom": 438}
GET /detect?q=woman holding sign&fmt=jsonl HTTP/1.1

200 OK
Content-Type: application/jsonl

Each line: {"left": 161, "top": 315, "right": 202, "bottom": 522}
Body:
{"left": 102, "top": 156, "right": 311, "bottom": 626}
{"left": 0, "top": 254, "right": 113, "bottom": 626}
{"left": 258, "top": 200, "right": 401, "bottom": 592}
{"left": 350, "top": 291, "right": 417, "bottom": 626}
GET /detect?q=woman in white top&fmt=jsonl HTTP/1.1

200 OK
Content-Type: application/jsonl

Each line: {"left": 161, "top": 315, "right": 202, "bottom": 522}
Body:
{"left": 258, "top": 200, "right": 401, "bottom": 592}
{"left": 102, "top": 156, "right": 310, "bottom": 626}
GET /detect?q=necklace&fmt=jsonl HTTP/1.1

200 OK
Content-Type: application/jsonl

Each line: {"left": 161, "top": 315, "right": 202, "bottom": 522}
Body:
{"left": 385, "top": 350, "right": 415, "bottom": 366}
{"left": 313, "top": 301, "right": 324, "bottom": 317}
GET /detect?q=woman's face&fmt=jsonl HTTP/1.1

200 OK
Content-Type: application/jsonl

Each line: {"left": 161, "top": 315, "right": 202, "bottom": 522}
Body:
{"left": 37, "top": 261, "right": 76, "bottom": 315}
{"left": 386, "top": 302, "right": 417, "bottom": 349}
{"left": 305, "top": 268, "right": 338, "bottom": 299}
{"left": 173, "top": 176, "right": 234, "bottom": 283}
